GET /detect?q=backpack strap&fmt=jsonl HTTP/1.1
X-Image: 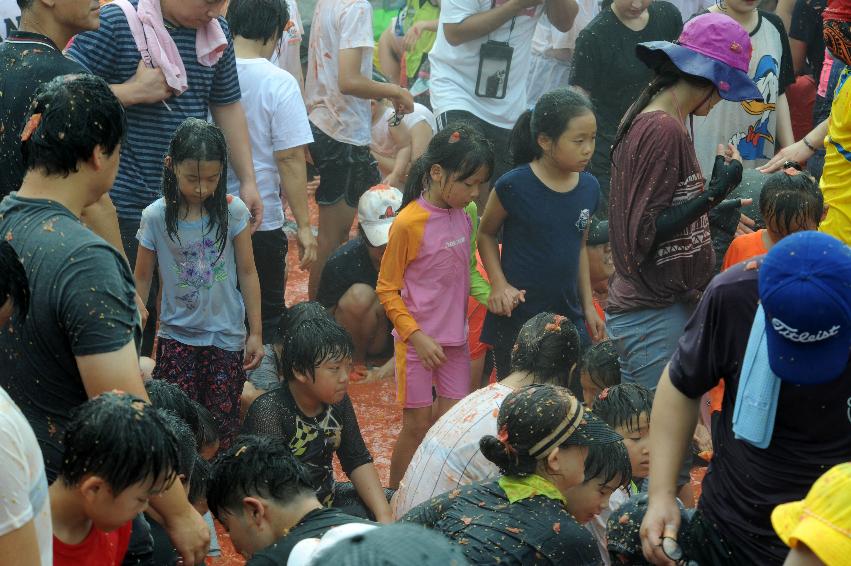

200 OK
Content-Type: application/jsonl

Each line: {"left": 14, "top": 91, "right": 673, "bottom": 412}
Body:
{"left": 112, "top": 0, "right": 151, "bottom": 65}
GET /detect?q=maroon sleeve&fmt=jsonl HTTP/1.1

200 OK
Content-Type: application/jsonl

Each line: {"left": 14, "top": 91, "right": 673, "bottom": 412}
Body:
{"left": 611, "top": 115, "right": 687, "bottom": 264}
{"left": 668, "top": 260, "right": 762, "bottom": 399}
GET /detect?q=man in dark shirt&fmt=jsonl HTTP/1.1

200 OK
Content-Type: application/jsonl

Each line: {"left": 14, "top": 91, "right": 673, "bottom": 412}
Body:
{"left": 789, "top": 0, "right": 827, "bottom": 79}
{"left": 316, "top": 187, "right": 401, "bottom": 381}
{"left": 0, "top": 0, "right": 134, "bottom": 301}
{"left": 641, "top": 232, "right": 851, "bottom": 565}
{"left": 208, "top": 435, "right": 372, "bottom": 566}
{"left": 0, "top": 73, "right": 209, "bottom": 565}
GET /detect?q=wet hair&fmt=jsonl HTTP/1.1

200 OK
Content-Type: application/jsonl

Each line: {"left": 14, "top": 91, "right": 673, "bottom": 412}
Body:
{"left": 192, "top": 401, "right": 221, "bottom": 451}
{"left": 226, "top": 0, "right": 290, "bottom": 44}
{"left": 280, "top": 315, "right": 353, "bottom": 382}
{"left": 207, "top": 435, "right": 316, "bottom": 519}
{"left": 0, "top": 242, "right": 29, "bottom": 322}
{"left": 162, "top": 118, "right": 229, "bottom": 259}
{"left": 581, "top": 340, "right": 621, "bottom": 391}
{"left": 188, "top": 455, "right": 211, "bottom": 505}
{"left": 272, "top": 301, "right": 335, "bottom": 377}
{"left": 21, "top": 74, "right": 126, "bottom": 178}
{"left": 510, "top": 88, "right": 595, "bottom": 166}
{"left": 592, "top": 384, "right": 655, "bottom": 433}
{"left": 59, "top": 392, "right": 179, "bottom": 494}
{"left": 510, "top": 312, "right": 582, "bottom": 388}
{"left": 611, "top": 59, "right": 714, "bottom": 162}
{"left": 582, "top": 439, "right": 632, "bottom": 487}
{"left": 480, "top": 384, "right": 583, "bottom": 476}
{"left": 401, "top": 122, "right": 494, "bottom": 209}
{"left": 158, "top": 410, "right": 198, "bottom": 485}
{"left": 759, "top": 171, "right": 823, "bottom": 236}
{"left": 17, "top": 0, "right": 34, "bottom": 11}
{"left": 145, "top": 379, "right": 203, "bottom": 448}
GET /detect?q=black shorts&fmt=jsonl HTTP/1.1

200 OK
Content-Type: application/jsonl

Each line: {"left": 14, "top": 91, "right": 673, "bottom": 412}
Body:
{"left": 309, "top": 122, "right": 381, "bottom": 207}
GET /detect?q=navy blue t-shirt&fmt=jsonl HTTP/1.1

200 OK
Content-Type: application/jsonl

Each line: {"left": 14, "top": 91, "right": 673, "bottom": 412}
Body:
{"left": 482, "top": 165, "right": 599, "bottom": 343}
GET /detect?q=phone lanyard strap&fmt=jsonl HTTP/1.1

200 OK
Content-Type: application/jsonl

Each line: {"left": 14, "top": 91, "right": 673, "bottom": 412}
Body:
{"left": 489, "top": 0, "right": 517, "bottom": 43}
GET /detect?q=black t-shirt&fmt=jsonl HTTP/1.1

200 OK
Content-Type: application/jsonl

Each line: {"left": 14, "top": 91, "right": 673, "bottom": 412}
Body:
{"left": 315, "top": 238, "right": 378, "bottom": 309}
{"left": 790, "top": 0, "right": 827, "bottom": 81}
{"left": 402, "top": 480, "right": 600, "bottom": 565}
{"left": 241, "top": 385, "right": 374, "bottom": 505}
{"left": 0, "top": 32, "right": 85, "bottom": 195}
{"left": 0, "top": 195, "right": 140, "bottom": 481}
{"left": 668, "top": 258, "right": 851, "bottom": 565}
{"left": 569, "top": 1, "right": 683, "bottom": 191}
{"left": 246, "top": 507, "right": 373, "bottom": 566}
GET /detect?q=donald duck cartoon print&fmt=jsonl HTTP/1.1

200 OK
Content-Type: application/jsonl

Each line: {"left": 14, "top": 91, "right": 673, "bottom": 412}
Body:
{"left": 730, "top": 54, "right": 778, "bottom": 161}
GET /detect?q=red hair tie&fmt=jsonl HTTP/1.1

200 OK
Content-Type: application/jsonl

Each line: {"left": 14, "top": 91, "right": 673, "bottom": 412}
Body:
{"left": 497, "top": 424, "right": 517, "bottom": 457}
{"left": 598, "top": 388, "right": 610, "bottom": 401}
{"left": 448, "top": 131, "right": 461, "bottom": 143}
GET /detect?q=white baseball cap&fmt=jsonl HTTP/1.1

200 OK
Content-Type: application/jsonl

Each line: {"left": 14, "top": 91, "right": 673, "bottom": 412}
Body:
{"left": 357, "top": 185, "right": 403, "bottom": 247}
{"left": 287, "top": 523, "right": 378, "bottom": 566}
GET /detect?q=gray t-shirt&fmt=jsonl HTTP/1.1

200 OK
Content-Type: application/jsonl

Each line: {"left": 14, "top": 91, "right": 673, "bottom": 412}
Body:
{"left": 137, "top": 196, "right": 250, "bottom": 351}
{"left": 0, "top": 195, "right": 140, "bottom": 481}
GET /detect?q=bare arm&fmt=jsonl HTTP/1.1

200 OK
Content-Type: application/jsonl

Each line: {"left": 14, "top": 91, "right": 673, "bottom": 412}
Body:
{"left": 133, "top": 245, "right": 157, "bottom": 308}
{"left": 0, "top": 520, "right": 41, "bottom": 566}
{"left": 339, "top": 48, "right": 414, "bottom": 113}
{"left": 775, "top": 0, "right": 796, "bottom": 31}
{"left": 775, "top": 93, "right": 795, "bottom": 149}
{"left": 443, "top": 0, "right": 542, "bottom": 46}
{"left": 275, "top": 146, "right": 317, "bottom": 269}
{"left": 410, "top": 122, "right": 434, "bottom": 161}
{"left": 759, "top": 119, "right": 829, "bottom": 173}
{"left": 545, "top": 0, "right": 578, "bottom": 33}
{"left": 640, "top": 366, "right": 700, "bottom": 565}
{"left": 385, "top": 122, "right": 413, "bottom": 186}
{"left": 577, "top": 235, "right": 604, "bottom": 341}
{"left": 234, "top": 226, "right": 264, "bottom": 370}
{"left": 789, "top": 38, "right": 808, "bottom": 76}
{"left": 350, "top": 463, "right": 393, "bottom": 523}
{"left": 110, "top": 61, "right": 172, "bottom": 107}
{"left": 478, "top": 190, "right": 524, "bottom": 316}
{"left": 784, "top": 545, "right": 827, "bottom": 566}
{"left": 210, "top": 102, "right": 263, "bottom": 232}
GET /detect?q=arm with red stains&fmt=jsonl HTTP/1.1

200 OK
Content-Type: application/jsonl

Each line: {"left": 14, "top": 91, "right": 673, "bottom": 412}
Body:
{"left": 577, "top": 229, "right": 604, "bottom": 342}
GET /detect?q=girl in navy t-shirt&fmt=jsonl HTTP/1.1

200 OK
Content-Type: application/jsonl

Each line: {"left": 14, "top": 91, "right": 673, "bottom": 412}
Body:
{"left": 478, "top": 88, "right": 603, "bottom": 378}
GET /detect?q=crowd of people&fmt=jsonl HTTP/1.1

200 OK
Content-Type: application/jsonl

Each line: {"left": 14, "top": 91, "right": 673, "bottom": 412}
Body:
{"left": 0, "top": 0, "right": 850, "bottom": 565}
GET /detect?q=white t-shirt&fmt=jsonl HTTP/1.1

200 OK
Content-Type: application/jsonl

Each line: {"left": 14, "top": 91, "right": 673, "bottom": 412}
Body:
{"left": 271, "top": 0, "right": 303, "bottom": 82}
{"left": 392, "top": 383, "right": 512, "bottom": 519}
{"left": 404, "top": 102, "right": 437, "bottom": 134}
{"left": 226, "top": 58, "right": 313, "bottom": 231}
{"left": 429, "top": 0, "right": 543, "bottom": 130}
{"left": 306, "top": 0, "right": 374, "bottom": 146}
{"left": 0, "top": 0, "right": 20, "bottom": 41}
{"left": 0, "top": 387, "right": 52, "bottom": 566}
{"left": 531, "top": 0, "right": 600, "bottom": 57}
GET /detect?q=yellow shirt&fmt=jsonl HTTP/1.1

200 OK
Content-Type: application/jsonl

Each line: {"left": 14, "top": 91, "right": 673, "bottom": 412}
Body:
{"left": 820, "top": 68, "right": 851, "bottom": 244}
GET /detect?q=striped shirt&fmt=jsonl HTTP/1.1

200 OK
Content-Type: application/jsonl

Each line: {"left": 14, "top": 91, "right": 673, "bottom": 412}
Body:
{"left": 67, "top": 1, "right": 241, "bottom": 221}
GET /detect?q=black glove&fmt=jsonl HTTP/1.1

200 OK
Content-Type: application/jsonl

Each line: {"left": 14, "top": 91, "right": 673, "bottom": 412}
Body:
{"left": 654, "top": 156, "right": 743, "bottom": 245}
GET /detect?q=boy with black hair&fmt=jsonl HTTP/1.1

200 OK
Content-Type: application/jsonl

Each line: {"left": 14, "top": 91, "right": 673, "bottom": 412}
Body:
{"left": 208, "top": 435, "right": 372, "bottom": 564}
{"left": 225, "top": 0, "right": 317, "bottom": 343}
{"left": 722, "top": 167, "right": 825, "bottom": 269}
{"left": 242, "top": 317, "right": 392, "bottom": 523}
{"left": 565, "top": 439, "right": 633, "bottom": 563}
{"left": 145, "top": 379, "right": 202, "bottom": 447}
{"left": 48, "top": 392, "right": 181, "bottom": 566}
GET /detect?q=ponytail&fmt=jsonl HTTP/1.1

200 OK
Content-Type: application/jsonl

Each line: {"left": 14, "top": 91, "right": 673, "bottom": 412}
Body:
{"left": 610, "top": 59, "right": 713, "bottom": 163}
{"left": 511, "top": 88, "right": 595, "bottom": 167}
{"left": 402, "top": 122, "right": 494, "bottom": 209}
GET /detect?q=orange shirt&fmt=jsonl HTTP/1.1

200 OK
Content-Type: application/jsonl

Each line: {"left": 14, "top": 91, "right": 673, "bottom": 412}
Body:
{"left": 721, "top": 230, "right": 768, "bottom": 271}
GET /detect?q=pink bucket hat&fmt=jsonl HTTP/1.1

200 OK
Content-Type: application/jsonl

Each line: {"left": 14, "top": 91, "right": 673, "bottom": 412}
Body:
{"left": 636, "top": 13, "right": 762, "bottom": 102}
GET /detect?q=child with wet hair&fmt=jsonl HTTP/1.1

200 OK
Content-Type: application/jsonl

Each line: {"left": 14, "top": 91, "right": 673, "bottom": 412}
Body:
{"left": 48, "top": 392, "right": 180, "bottom": 566}
{"left": 392, "top": 312, "right": 582, "bottom": 518}
{"left": 565, "top": 438, "right": 632, "bottom": 564}
{"left": 722, "top": 167, "right": 824, "bottom": 270}
{"left": 403, "top": 383, "right": 622, "bottom": 564}
{"left": 579, "top": 340, "right": 621, "bottom": 406}
{"left": 242, "top": 316, "right": 392, "bottom": 523}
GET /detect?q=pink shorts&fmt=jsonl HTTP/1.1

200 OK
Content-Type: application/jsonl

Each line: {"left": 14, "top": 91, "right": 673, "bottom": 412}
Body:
{"left": 394, "top": 341, "right": 471, "bottom": 409}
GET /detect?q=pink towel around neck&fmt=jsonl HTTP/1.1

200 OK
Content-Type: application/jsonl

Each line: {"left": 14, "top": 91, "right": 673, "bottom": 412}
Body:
{"left": 115, "top": 0, "right": 228, "bottom": 95}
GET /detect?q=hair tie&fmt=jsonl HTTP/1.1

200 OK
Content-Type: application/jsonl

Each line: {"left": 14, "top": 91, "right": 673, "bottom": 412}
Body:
{"left": 448, "top": 131, "right": 461, "bottom": 143}
{"left": 544, "top": 314, "right": 567, "bottom": 333}
{"left": 21, "top": 113, "right": 42, "bottom": 142}
{"left": 598, "top": 387, "right": 610, "bottom": 401}
{"left": 497, "top": 424, "right": 517, "bottom": 457}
